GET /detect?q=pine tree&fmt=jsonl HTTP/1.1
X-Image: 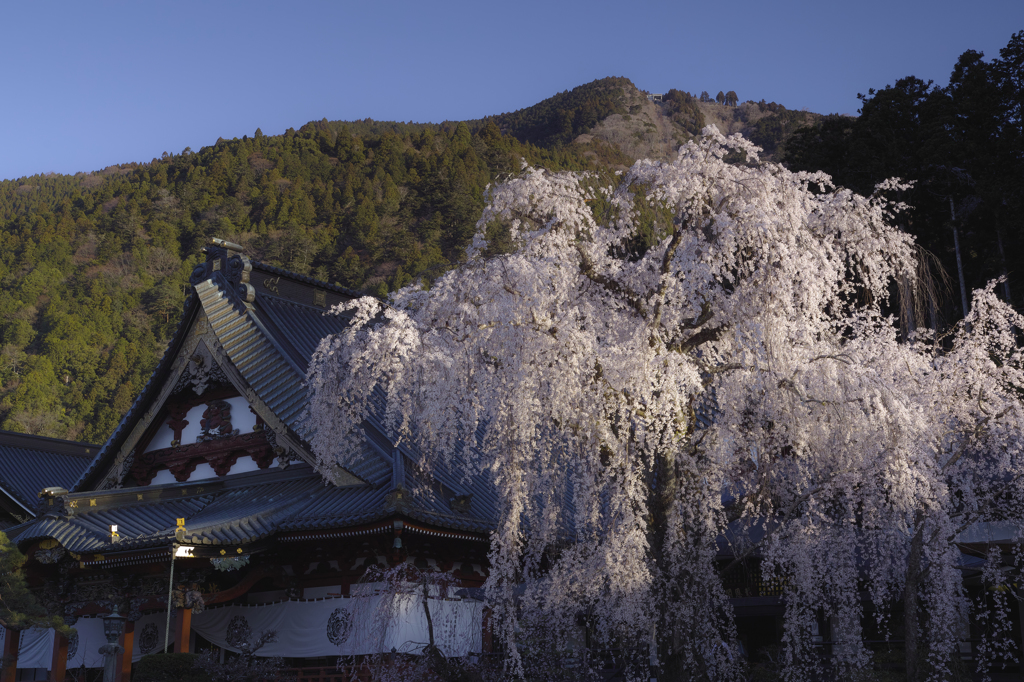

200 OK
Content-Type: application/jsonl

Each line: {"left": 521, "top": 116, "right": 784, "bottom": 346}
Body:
{"left": 0, "top": 532, "right": 71, "bottom": 635}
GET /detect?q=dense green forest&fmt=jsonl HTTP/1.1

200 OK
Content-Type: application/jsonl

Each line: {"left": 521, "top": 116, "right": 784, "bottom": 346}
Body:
{"left": 0, "top": 30, "right": 1020, "bottom": 445}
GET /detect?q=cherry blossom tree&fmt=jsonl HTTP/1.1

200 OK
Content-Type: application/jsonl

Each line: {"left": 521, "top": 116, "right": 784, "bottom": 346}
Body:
{"left": 306, "top": 126, "right": 1024, "bottom": 682}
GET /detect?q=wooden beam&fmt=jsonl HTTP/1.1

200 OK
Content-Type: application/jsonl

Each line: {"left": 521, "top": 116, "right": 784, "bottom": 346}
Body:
{"left": 202, "top": 564, "right": 279, "bottom": 606}
{"left": 173, "top": 609, "right": 192, "bottom": 654}
{"left": 49, "top": 631, "right": 68, "bottom": 682}
{"left": 1, "top": 627, "right": 19, "bottom": 682}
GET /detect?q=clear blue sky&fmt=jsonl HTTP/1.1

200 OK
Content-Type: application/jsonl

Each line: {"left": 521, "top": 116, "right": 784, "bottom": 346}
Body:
{"left": 1, "top": 1, "right": 1020, "bottom": 181}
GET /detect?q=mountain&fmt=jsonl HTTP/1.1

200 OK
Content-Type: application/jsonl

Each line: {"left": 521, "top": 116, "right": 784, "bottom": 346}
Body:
{"left": 0, "top": 80, "right": 656, "bottom": 442}
{"left": 5, "top": 56, "right": 1014, "bottom": 445}
{"left": 478, "top": 77, "right": 819, "bottom": 164}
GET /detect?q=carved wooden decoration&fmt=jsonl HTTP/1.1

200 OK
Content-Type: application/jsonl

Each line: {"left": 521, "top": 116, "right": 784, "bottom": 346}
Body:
{"left": 130, "top": 431, "right": 275, "bottom": 486}
{"left": 199, "top": 400, "right": 234, "bottom": 441}
{"left": 128, "top": 386, "right": 272, "bottom": 485}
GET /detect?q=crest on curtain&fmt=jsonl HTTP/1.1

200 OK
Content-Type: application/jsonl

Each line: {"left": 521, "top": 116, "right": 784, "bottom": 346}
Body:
{"left": 139, "top": 623, "right": 159, "bottom": 654}
{"left": 326, "top": 608, "right": 352, "bottom": 646}
{"left": 226, "top": 615, "right": 252, "bottom": 649}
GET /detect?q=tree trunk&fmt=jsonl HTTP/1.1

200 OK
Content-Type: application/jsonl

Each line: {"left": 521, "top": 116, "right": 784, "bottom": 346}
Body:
{"left": 904, "top": 518, "right": 925, "bottom": 682}
{"left": 996, "top": 226, "right": 1013, "bottom": 304}
{"left": 950, "top": 198, "right": 971, "bottom": 331}
{"left": 651, "top": 436, "right": 680, "bottom": 679}
{"left": 651, "top": 444, "right": 675, "bottom": 671}
{"left": 422, "top": 577, "right": 436, "bottom": 650}
{"left": 421, "top": 578, "right": 452, "bottom": 679}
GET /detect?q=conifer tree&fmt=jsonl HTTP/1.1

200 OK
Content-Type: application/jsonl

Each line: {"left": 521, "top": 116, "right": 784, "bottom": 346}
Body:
{"left": 0, "top": 532, "right": 70, "bottom": 635}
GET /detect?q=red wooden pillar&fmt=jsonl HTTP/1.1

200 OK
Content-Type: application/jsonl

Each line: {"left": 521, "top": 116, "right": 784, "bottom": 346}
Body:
{"left": 1, "top": 627, "right": 19, "bottom": 682}
{"left": 173, "top": 608, "right": 192, "bottom": 654}
{"left": 49, "top": 631, "right": 68, "bottom": 682}
{"left": 481, "top": 608, "right": 493, "bottom": 653}
{"left": 116, "top": 620, "right": 134, "bottom": 682}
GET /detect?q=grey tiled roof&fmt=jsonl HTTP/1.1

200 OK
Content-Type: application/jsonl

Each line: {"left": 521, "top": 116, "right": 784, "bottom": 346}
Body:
{"left": 0, "top": 431, "right": 96, "bottom": 516}
{"left": 196, "top": 277, "right": 310, "bottom": 433}
{"left": 18, "top": 495, "right": 212, "bottom": 552}
{"left": 253, "top": 291, "right": 354, "bottom": 372}
{"left": 12, "top": 464, "right": 494, "bottom": 555}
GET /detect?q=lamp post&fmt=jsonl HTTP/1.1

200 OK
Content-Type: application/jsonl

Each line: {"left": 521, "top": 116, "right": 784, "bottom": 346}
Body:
{"left": 100, "top": 604, "right": 126, "bottom": 682}
{"left": 165, "top": 518, "right": 193, "bottom": 654}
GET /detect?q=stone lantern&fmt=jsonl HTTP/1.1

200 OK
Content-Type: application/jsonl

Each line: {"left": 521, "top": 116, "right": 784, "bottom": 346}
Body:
{"left": 100, "top": 604, "right": 126, "bottom": 682}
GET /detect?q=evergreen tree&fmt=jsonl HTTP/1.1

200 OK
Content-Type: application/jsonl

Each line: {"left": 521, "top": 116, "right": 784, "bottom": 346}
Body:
{"left": 0, "top": 532, "right": 71, "bottom": 635}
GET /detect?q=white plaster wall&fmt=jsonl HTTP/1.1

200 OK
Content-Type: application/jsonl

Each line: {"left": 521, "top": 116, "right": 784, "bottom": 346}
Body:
{"left": 179, "top": 404, "right": 205, "bottom": 445}
{"left": 145, "top": 420, "right": 177, "bottom": 452}
{"left": 224, "top": 396, "right": 258, "bottom": 433}
{"left": 150, "top": 469, "right": 177, "bottom": 486}
{"left": 225, "top": 455, "right": 260, "bottom": 476}
{"left": 188, "top": 462, "right": 218, "bottom": 481}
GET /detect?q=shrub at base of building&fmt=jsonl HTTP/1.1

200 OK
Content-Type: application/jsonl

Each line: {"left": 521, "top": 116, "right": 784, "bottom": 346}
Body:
{"left": 133, "top": 653, "right": 210, "bottom": 682}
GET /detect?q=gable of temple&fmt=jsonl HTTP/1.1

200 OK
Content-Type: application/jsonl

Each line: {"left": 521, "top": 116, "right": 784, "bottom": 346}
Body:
{"left": 131, "top": 384, "right": 274, "bottom": 486}
{"left": 71, "top": 238, "right": 368, "bottom": 493}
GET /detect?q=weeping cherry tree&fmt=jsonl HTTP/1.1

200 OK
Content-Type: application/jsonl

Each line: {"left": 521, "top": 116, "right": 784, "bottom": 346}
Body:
{"left": 306, "top": 127, "right": 1024, "bottom": 681}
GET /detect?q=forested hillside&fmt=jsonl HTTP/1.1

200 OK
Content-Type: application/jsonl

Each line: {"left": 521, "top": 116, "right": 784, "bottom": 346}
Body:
{"left": 1, "top": 35, "right": 1020, "bottom": 446}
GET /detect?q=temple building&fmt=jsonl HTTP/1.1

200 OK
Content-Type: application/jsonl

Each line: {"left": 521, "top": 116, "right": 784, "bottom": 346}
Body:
{"left": 2, "top": 239, "right": 494, "bottom": 682}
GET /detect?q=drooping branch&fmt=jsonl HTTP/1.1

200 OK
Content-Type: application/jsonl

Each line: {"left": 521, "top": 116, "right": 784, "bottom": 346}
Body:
{"left": 668, "top": 324, "right": 726, "bottom": 354}
{"left": 576, "top": 244, "right": 648, "bottom": 318}
{"left": 649, "top": 227, "right": 686, "bottom": 332}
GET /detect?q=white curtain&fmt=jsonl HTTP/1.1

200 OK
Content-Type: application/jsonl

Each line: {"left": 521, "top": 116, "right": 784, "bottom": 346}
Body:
{"left": 131, "top": 611, "right": 175, "bottom": 663}
{"left": 64, "top": 617, "right": 105, "bottom": 669}
{"left": 0, "top": 627, "right": 55, "bottom": 670}
{"left": 191, "top": 597, "right": 483, "bottom": 658}
{"left": 0, "top": 611, "right": 177, "bottom": 671}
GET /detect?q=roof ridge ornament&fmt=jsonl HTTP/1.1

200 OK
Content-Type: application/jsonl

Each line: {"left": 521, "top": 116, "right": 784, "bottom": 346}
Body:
{"left": 189, "top": 237, "right": 255, "bottom": 304}
{"left": 210, "top": 238, "right": 244, "bottom": 252}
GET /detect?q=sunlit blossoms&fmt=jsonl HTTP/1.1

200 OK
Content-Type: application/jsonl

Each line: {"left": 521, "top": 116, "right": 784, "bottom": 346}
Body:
{"left": 307, "top": 126, "right": 1024, "bottom": 681}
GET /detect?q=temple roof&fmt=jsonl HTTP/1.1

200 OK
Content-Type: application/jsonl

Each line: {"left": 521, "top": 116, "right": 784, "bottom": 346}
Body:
{"left": 0, "top": 430, "right": 96, "bottom": 523}
{"left": 71, "top": 239, "right": 361, "bottom": 492}
{"left": 12, "top": 461, "right": 493, "bottom": 559}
